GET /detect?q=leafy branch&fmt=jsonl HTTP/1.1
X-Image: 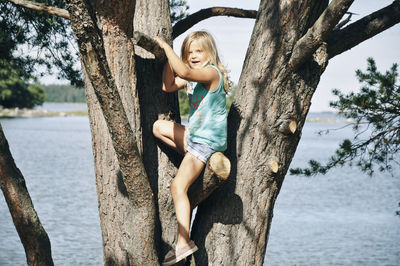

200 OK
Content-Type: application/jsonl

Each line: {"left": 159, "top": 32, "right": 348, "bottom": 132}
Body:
{"left": 290, "top": 58, "right": 400, "bottom": 176}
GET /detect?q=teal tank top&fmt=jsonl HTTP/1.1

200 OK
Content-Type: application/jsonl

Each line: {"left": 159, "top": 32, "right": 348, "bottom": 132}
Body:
{"left": 186, "top": 65, "right": 227, "bottom": 151}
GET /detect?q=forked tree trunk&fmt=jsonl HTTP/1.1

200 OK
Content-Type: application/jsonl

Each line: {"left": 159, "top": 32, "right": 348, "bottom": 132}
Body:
{"left": 73, "top": 0, "right": 181, "bottom": 263}
{"left": 132, "top": 0, "right": 184, "bottom": 257}
{"left": 66, "top": 0, "right": 161, "bottom": 263}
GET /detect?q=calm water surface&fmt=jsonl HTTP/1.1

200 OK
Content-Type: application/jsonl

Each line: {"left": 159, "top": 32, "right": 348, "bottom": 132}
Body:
{"left": 0, "top": 109, "right": 399, "bottom": 265}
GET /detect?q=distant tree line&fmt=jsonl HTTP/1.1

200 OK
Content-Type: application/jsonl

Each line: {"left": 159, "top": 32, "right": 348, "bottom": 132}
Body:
{"left": 43, "top": 84, "right": 86, "bottom": 103}
{"left": 0, "top": 83, "right": 85, "bottom": 108}
{"left": 0, "top": 70, "right": 46, "bottom": 108}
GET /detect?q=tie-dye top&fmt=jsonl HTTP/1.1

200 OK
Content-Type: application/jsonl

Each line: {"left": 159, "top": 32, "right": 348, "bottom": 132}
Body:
{"left": 186, "top": 65, "right": 227, "bottom": 151}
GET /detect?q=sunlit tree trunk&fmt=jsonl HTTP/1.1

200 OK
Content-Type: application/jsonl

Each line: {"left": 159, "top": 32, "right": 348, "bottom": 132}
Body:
{"left": 191, "top": 1, "right": 332, "bottom": 264}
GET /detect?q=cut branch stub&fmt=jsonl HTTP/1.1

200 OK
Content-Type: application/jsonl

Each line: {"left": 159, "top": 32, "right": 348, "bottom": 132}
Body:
{"left": 209, "top": 151, "right": 231, "bottom": 179}
{"left": 278, "top": 119, "right": 297, "bottom": 135}
{"left": 266, "top": 157, "right": 279, "bottom": 174}
{"left": 188, "top": 152, "right": 231, "bottom": 209}
{"left": 132, "top": 31, "right": 166, "bottom": 61}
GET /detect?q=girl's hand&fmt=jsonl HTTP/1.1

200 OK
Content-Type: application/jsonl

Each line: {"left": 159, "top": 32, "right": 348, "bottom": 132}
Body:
{"left": 154, "top": 36, "right": 168, "bottom": 49}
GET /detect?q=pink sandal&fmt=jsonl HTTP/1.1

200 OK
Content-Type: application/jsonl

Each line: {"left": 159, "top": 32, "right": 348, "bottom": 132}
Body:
{"left": 162, "top": 240, "right": 198, "bottom": 265}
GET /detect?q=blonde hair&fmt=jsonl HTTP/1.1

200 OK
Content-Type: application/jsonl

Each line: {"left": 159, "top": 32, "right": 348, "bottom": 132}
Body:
{"left": 181, "top": 31, "right": 230, "bottom": 93}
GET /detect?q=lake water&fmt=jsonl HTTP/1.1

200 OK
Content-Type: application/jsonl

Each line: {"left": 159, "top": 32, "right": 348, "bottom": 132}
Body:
{"left": 0, "top": 106, "right": 399, "bottom": 265}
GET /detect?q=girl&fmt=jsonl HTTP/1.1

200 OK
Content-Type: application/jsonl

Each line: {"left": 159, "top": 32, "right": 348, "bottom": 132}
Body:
{"left": 153, "top": 31, "right": 229, "bottom": 265}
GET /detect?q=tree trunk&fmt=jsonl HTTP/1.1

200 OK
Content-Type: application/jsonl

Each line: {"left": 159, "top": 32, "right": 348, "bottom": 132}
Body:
{"left": 191, "top": 1, "right": 330, "bottom": 265}
{"left": 0, "top": 124, "right": 54, "bottom": 266}
{"left": 65, "top": 0, "right": 165, "bottom": 264}
{"left": 133, "top": 0, "right": 184, "bottom": 257}
{"left": 67, "top": 0, "right": 182, "bottom": 263}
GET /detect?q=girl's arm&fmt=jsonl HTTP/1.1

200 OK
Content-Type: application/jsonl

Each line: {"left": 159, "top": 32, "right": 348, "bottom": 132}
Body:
{"left": 154, "top": 37, "right": 219, "bottom": 89}
{"left": 161, "top": 60, "right": 187, "bottom": 92}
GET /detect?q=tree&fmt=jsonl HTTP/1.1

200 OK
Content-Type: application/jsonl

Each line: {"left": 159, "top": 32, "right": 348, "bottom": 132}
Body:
{"left": 0, "top": 0, "right": 82, "bottom": 86}
{"left": 290, "top": 58, "right": 400, "bottom": 176}
{"left": 0, "top": 0, "right": 82, "bottom": 108}
{"left": 0, "top": 124, "right": 54, "bottom": 265}
{"left": 169, "top": 0, "right": 189, "bottom": 24}
{"left": 0, "top": 59, "right": 46, "bottom": 108}
{"left": 2, "top": 0, "right": 400, "bottom": 265}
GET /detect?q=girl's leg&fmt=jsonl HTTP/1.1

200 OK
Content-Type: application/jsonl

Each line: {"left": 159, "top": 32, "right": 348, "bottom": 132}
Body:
{"left": 170, "top": 152, "right": 205, "bottom": 248}
{"left": 153, "top": 120, "right": 188, "bottom": 154}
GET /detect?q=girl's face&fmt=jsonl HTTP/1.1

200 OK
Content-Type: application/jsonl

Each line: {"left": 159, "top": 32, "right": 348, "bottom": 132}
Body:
{"left": 187, "top": 40, "right": 208, "bottom": 69}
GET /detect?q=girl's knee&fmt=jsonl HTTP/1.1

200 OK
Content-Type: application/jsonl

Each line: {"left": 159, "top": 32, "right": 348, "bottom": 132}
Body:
{"left": 170, "top": 179, "right": 185, "bottom": 197}
{"left": 152, "top": 120, "right": 162, "bottom": 138}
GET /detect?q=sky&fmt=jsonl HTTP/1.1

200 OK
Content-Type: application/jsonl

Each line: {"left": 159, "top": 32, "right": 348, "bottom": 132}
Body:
{"left": 40, "top": 0, "right": 400, "bottom": 112}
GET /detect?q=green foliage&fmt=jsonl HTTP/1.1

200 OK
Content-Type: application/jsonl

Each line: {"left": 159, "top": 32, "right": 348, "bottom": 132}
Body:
{"left": 178, "top": 89, "right": 189, "bottom": 116}
{"left": 397, "top": 202, "right": 400, "bottom": 216}
{"left": 0, "top": 0, "right": 82, "bottom": 108}
{"left": 0, "top": 59, "right": 45, "bottom": 108}
{"left": 170, "top": 0, "right": 189, "bottom": 24}
{"left": 290, "top": 58, "right": 400, "bottom": 177}
{"left": 44, "top": 84, "right": 86, "bottom": 103}
{"left": 0, "top": 0, "right": 82, "bottom": 86}
{"left": 27, "top": 84, "right": 46, "bottom": 107}
{"left": 0, "top": 0, "right": 189, "bottom": 108}
{"left": 226, "top": 84, "right": 237, "bottom": 111}
{"left": 0, "top": 0, "right": 190, "bottom": 87}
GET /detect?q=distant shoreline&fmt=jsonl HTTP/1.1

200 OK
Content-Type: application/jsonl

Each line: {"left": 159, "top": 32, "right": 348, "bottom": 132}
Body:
{"left": 0, "top": 103, "right": 88, "bottom": 118}
{"left": 1, "top": 104, "right": 346, "bottom": 123}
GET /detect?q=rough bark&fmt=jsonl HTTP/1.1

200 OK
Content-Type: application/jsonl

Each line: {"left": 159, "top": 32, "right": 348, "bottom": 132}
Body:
{"left": 66, "top": 0, "right": 152, "bottom": 205}
{"left": 132, "top": 0, "right": 184, "bottom": 259}
{"left": 0, "top": 124, "right": 54, "bottom": 266}
{"left": 191, "top": 0, "right": 330, "bottom": 264}
{"left": 65, "top": 0, "right": 159, "bottom": 264}
{"left": 289, "top": 0, "right": 354, "bottom": 70}
{"left": 131, "top": 31, "right": 166, "bottom": 61}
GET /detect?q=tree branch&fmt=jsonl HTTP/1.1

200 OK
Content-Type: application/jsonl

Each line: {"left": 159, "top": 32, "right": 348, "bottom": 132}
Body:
{"left": 132, "top": 31, "right": 166, "bottom": 60}
{"left": 188, "top": 152, "right": 231, "bottom": 209}
{"left": 65, "top": 0, "right": 153, "bottom": 206}
{"left": 0, "top": 124, "right": 54, "bottom": 265}
{"left": 333, "top": 12, "right": 357, "bottom": 30}
{"left": 289, "top": 0, "right": 354, "bottom": 70}
{"left": 172, "top": 7, "right": 257, "bottom": 39}
{"left": 7, "top": 0, "right": 70, "bottom": 19}
{"left": 327, "top": 1, "right": 400, "bottom": 59}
